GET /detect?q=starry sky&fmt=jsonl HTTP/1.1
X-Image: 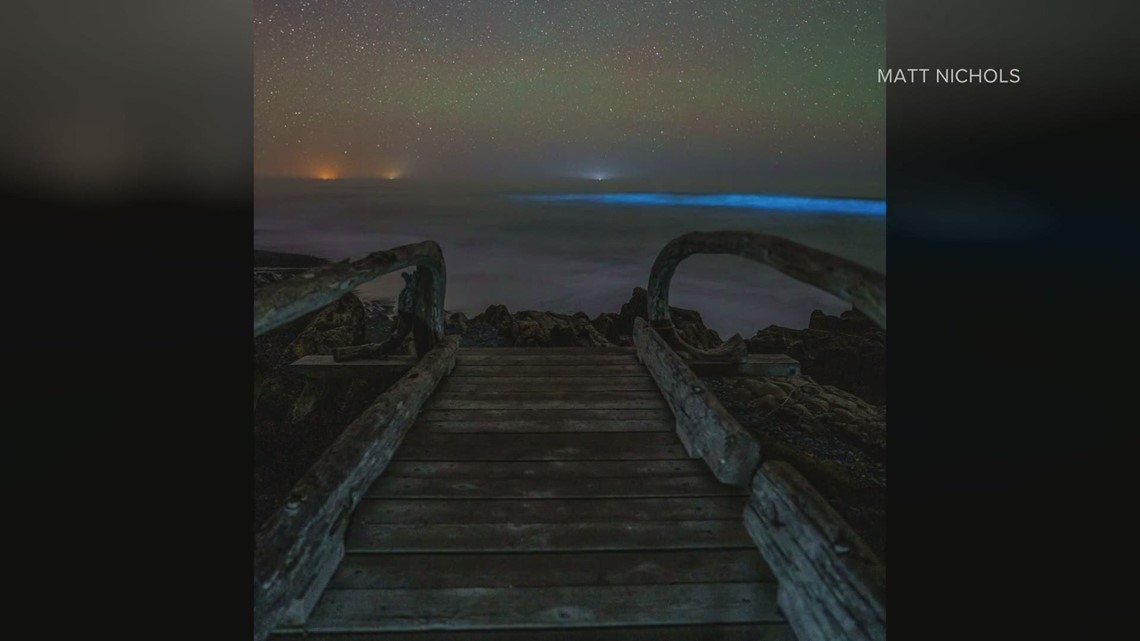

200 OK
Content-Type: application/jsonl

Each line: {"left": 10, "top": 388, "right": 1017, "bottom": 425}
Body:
{"left": 254, "top": 0, "right": 884, "bottom": 193}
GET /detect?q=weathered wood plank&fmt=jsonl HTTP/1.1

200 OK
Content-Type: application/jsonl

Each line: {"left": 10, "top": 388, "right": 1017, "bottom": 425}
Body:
{"left": 330, "top": 549, "right": 774, "bottom": 589}
{"left": 354, "top": 497, "right": 747, "bottom": 523}
{"left": 382, "top": 460, "right": 712, "bottom": 478}
{"left": 459, "top": 347, "right": 637, "bottom": 355}
{"left": 290, "top": 355, "right": 415, "bottom": 379}
{"left": 254, "top": 240, "right": 446, "bottom": 337}
{"left": 633, "top": 318, "right": 760, "bottom": 487}
{"left": 301, "top": 583, "right": 782, "bottom": 631}
{"left": 456, "top": 354, "right": 639, "bottom": 364}
{"left": 365, "top": 477, "right": 744, "bottom": 499}
{"left": 688, "top": 355, "right": 800, "bottom": 378}
{"left": 438, "top": 377, "right": 660, "bottom": 392}
{"left": 450, "top": 365, "right": 648, "bottom": 377}
{"left": 416, "top": 418, "right": 669, "bottom": 433}
{"left": 271, "top": 623, "right": 796, "bottom": 641}
{"left": 346, "top": 520, "right": 753, "bottom": 552}
{"left": 744, "top": 461, "right": 886, "bottom": 641}
{"left": 418, "top": 408, "right": 672, "bottom": 423}
{"left": 425, "top": 395, "right": 666, "bottom": 411}
{"left": 394, "top": 432, "right": 689, "bottom": 461}
{"left": 253, "top": 337, "right": 459, "bottom": 641}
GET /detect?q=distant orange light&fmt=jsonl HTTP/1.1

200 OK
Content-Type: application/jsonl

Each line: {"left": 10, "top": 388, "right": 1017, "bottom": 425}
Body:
{"left": 316, "top": 171, "right": 337, "bottom": 180}
{"left": 384, "top": 171, "right": 401, "bottom": 180}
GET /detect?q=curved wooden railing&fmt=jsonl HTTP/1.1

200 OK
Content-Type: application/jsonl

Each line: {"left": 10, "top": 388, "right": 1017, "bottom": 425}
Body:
{"left": 636, "top": 230, "right": 887, "bottom": 641}
{"left": 253, "top": 241, "right": 457, "bottom": 641}
{"left": 254, "top": 240, "right": 446, "bottom": 356}
{"left": 647, "top": 230, "right": 886, "bottom": 360}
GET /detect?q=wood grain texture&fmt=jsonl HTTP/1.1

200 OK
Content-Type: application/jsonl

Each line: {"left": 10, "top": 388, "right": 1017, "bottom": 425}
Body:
{"left": 416, "top": 418, "right": 669, "bottom": 433}
{"left": 353, "top": 497, "right": 747, "bottom": 524}
{"left": 455, "top": 354, "right": 639, "bottom": 364}
{"left": 418, "top": 408, "right": 672, "bottom": 423}
{"left": 329, "top": 549, "right": 774, "bottom": 589}
{"left": 438, "top": 377, "right": 660, "bottom": 392}
{"left": 633, "top": 318, "right": 761, "bottom": 486}
{"left": 290, "top": 355, "right": 415, "bottom": 379}
{"left": 381, "top": 460, "right": 712, "bottom": 478}
{"left": 253, "top": 337, "right": 459, "bottom": 641}
{"left": 450, "top": 365, "right": 648, "bottom": 377}
{"left": 394, "top": 432, "right": 689, "bottom": 461}
{"left": 345, "top": 520, "right": 754, "bottom": 552}
{"left": 302, "top": 583, "right": 783, "bottom": 631}
{"left": 744, "top": 460, "right": 886, "bottom": 641}
{"left": 271, "top": 623, "right": 796, "bottom": 641}
{"left": 365, "top": 476, "right": 745, "bottom": 499}
{"left": 425, "top": 396, "right": 666, "bottom": 411}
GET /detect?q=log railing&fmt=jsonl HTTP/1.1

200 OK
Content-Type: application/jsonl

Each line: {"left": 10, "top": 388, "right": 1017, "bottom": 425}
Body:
{"left": 253, "top": 240, "right": 446, "bottom": 356}
{"left": 253, "top": 241, "right": 454, "bottom": 641}
{"left": 647, "top": 230, "right": 885, "bottom": 360}
{"left": 636, "top": 230, "right": 887, "bottom": 641}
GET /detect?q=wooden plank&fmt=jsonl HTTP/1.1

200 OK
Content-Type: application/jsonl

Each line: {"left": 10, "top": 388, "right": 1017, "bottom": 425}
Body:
{"left": 744, "top": 461, "right": 886, "bottom": 641}
{"left": 330, "top": 549, "right": 774, "bottom": 589}
{"left": 418, "top": 409, "right": 672, "bottom": 423}
{"left": 438, "top": 377, "right": 659, "bottom": 392}
{"left": 688, "top": 355, "right": 800, "bottom": 378}
{"left": 365, "top": 477, "right": 744, "bottom": 499}
{"left": 289, "top": 354, "right": 415, "bottom": 379}
{"left": 430, "top": 390, "right": 662, "bottom": 401}
{"left": 301, "top": 583, "right": 782, "bottom": 631}
{"left": 272, "top": 623, "right": 796, "bottom": 641}
{"left": 417, "top": 418, "right": 669, "bottom": 433}
{"left": 460, "top": 347, "right": 636, "bottom": 355}
{"left": 394, "top": 432, "right": 689, "bottom": 461}
{"left": 382, "top": 460, "right": 713, "bottom": 478}
{"left": 455, "top": 354, "right": 638, "bottom": 365}
{"left": 450, "top": 365, "right": 647, "bottom": 377}
{"left": 425, "top": 395, "right": 666, "bottom": 411}
{"left": 633, "top": 318, "right": 760, "bottom": 487}
{"left": 345, "top": 520, "right": 753, "bottom": 552}
{"left": 353, "top": 497, "right": 747, "bottom": 523}
{"left": 254, "top": 337, "right": 459, "bottom": 641}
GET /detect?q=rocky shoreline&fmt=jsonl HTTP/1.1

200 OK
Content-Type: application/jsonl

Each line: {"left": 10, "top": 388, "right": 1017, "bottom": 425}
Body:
{"left": 254, "top": 259, "right": 886, "bottom": 557}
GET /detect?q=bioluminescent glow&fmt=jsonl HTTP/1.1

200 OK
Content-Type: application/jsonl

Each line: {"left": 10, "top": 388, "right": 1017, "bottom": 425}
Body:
{"left": 511, "top": 193, "right": 886, "bottom": 216}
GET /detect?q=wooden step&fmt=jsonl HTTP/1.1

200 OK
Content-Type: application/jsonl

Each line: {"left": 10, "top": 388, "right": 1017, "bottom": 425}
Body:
{"left": 425, "top": 393, "right": 666, "bottom": 411}
{"left": 394, "top": 432, "right": 690, "bottom": 461}
{"left": 354, "top": 497, "right": 747, "bottom": 523}
{"left": 365, "top": 477, "right": 744, "bottom": 499}
{"left": 437, "top": 377, "right": 660, "bottom": 392}
{"left": 330, "top": 549, "right": 774, "bottom": 589}
{"left": 345, "top": 520, "right": 753, "bottom": 553}
{"left": 273, "top": 623, "right": 795, "bottom": 641}
{"left": 418, "top": 408, "right": 672, "bottom": 423}
{"left": 381, "top": 460, "right": 708, "bottom": 479}
{"left": 450, "top": 365, "right": 648, "bottom": 377}
{"left": 301, "top": 583, "right": 782, "bottom": 632}
{"left": 455, "top": 354, "right": 639, "bottom": 365}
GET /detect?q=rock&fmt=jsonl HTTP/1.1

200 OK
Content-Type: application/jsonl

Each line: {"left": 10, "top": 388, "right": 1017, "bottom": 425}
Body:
{"left": 613, "top": 287, "right": 724, "bottom": 349}
{"left": 446, "top": 312, "right": 469, "bottom": 336}
{"left": 747, "top": 308, "right": 885, "bottom": 404}
{"left": 742, "top": 379, "right": 787, "bottom": 402}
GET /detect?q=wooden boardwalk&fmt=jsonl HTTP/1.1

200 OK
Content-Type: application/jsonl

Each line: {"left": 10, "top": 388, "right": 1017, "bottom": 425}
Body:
{"left": 273, "top": 347, "right": 794, "bottom": 640}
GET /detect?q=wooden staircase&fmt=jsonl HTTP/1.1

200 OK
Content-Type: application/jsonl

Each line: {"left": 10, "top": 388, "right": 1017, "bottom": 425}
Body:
{"left": 273, "top": 347, "right": 794, "bottom": 639}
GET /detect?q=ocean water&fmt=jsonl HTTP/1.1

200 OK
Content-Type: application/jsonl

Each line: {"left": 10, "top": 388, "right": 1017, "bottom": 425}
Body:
{"left": 254, "top": 179, "right": 885, "bottom": 338}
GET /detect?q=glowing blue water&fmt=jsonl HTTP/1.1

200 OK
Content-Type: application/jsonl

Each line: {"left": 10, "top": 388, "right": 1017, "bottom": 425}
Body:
{"left": 511, "top": 192, "right": 886, "bottom": 216}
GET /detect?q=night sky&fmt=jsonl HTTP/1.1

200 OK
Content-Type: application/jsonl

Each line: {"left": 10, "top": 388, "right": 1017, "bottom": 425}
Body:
{"left": 254, "top": 1, "right": 884, "bottom": 191}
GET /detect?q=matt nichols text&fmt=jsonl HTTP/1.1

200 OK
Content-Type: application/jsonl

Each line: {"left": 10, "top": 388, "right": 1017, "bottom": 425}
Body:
{"left": 878, "top": 68, "right": 1020, "bottom": 84}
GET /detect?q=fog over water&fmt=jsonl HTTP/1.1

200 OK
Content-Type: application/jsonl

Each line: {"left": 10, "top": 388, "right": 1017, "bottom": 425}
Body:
{"left": 255, "top": 179, "right": 885, "bottom": 338}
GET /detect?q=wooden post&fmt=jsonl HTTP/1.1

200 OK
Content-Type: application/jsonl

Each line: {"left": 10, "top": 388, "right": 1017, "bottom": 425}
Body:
{"left": 253, "top": 336, "right": 460, "bottom": 641}
{"left": 743, "top": 461, "right": 886, "bottom": 641}
{"left": 633, "top": 318, "right": 760, "bottom": 487}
